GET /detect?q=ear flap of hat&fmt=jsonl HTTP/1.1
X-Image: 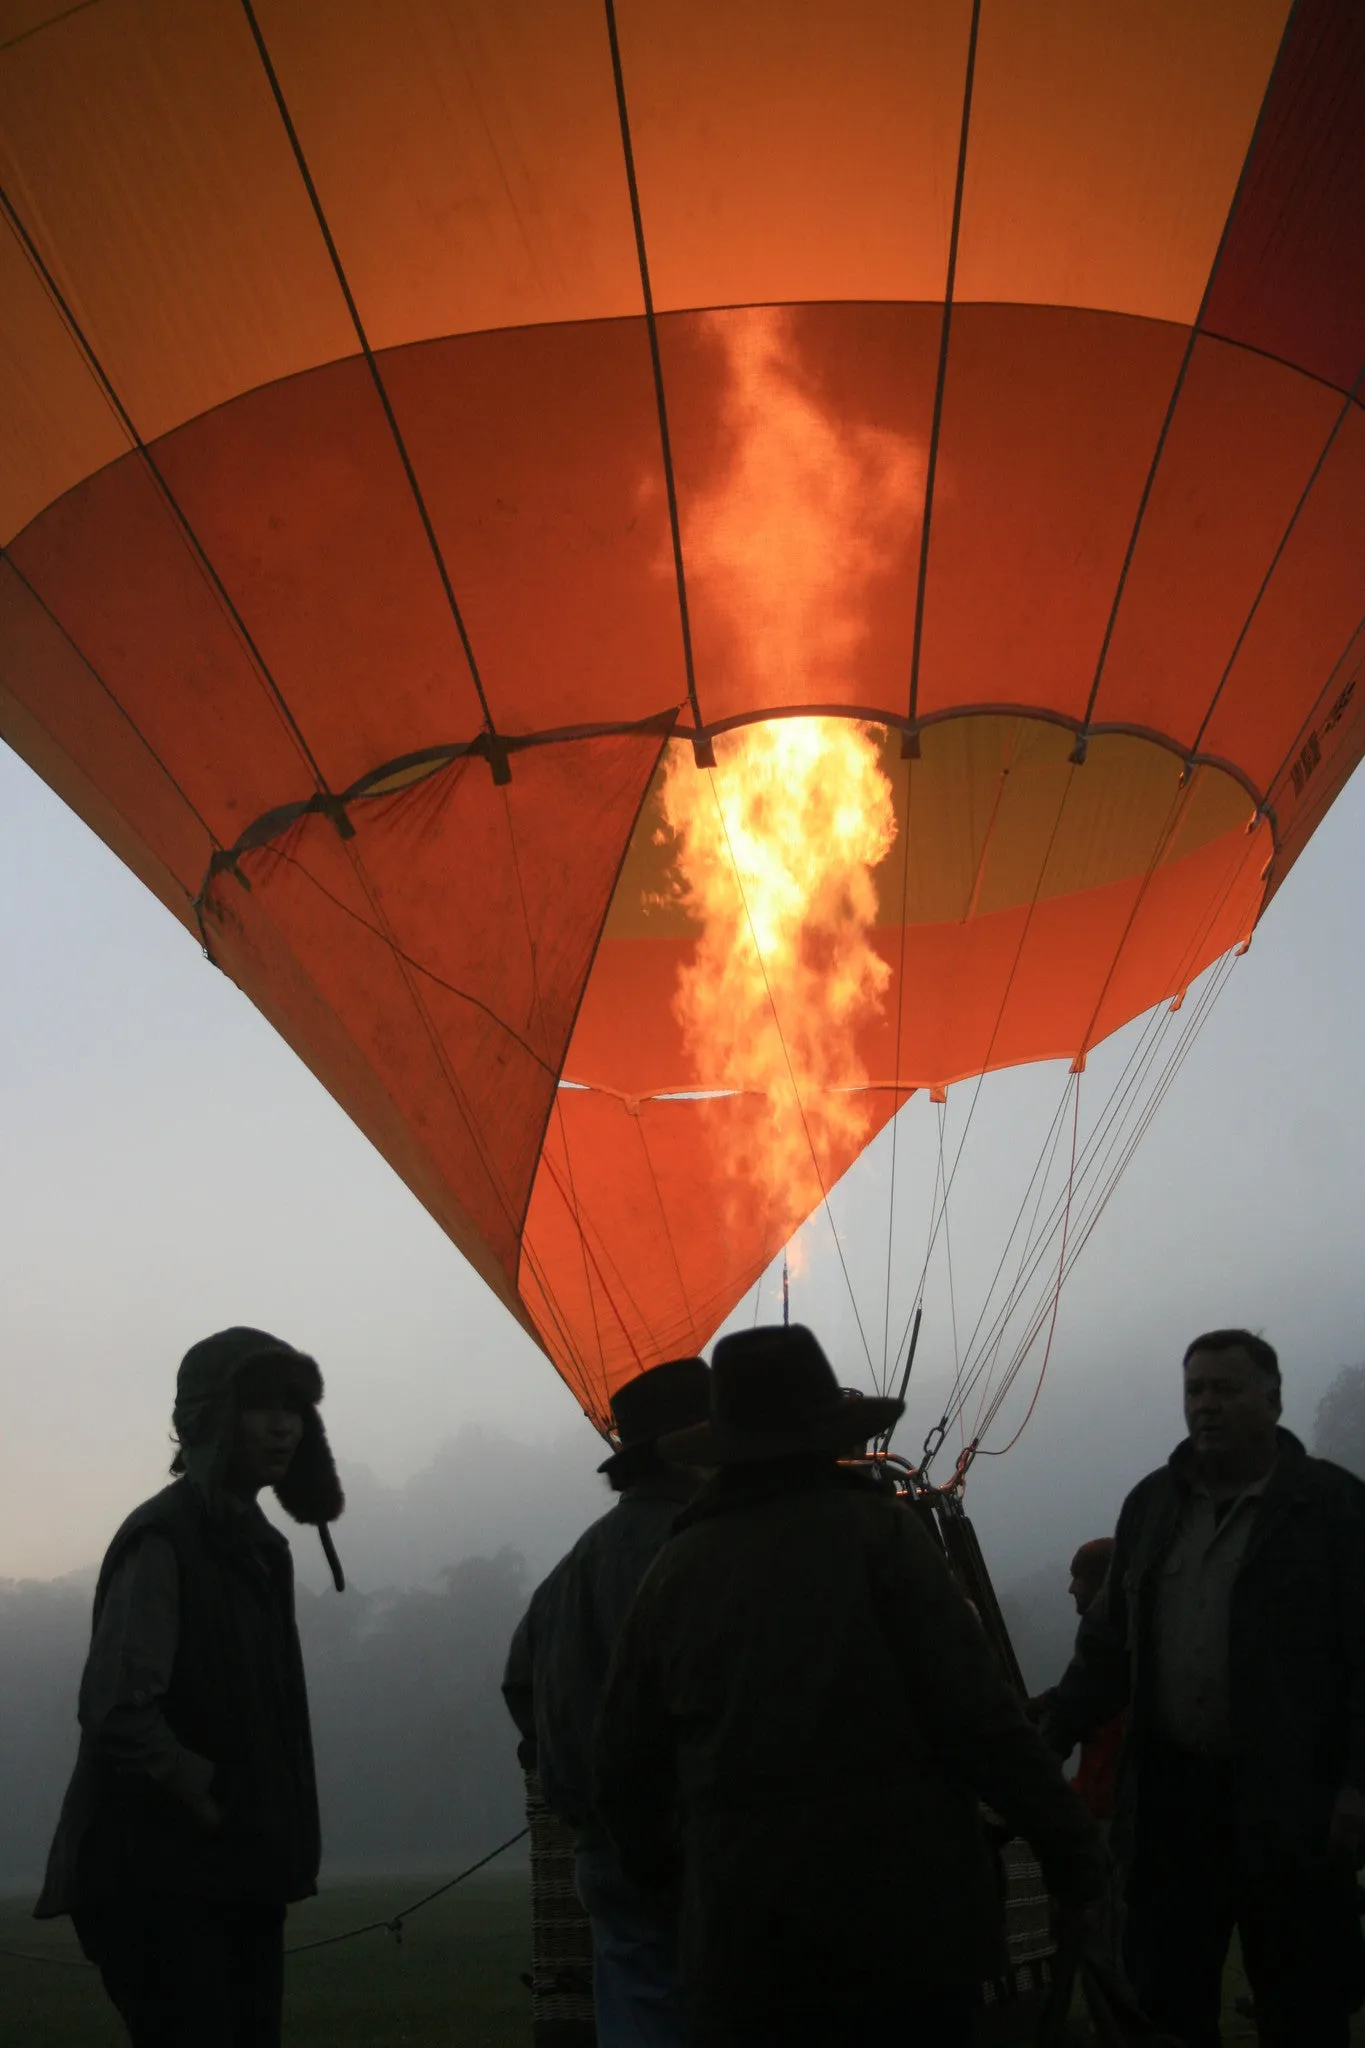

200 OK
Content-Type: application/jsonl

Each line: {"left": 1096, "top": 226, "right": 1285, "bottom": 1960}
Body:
{"left": 273, "top": 1405, "right": 344, "bottom": 1526}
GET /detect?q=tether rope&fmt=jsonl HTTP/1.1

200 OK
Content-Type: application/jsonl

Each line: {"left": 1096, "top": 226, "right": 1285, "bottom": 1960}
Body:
{"left": 0, "top": 1828, "right": 529, "bottom": 1971}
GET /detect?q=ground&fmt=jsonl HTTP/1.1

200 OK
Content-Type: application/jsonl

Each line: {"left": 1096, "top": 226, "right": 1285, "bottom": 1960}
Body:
{"left": 0, "top": 1874, "right": 531, "bottom": 2047}
{"left": 4, "top": 1877, "right": 1364, "bottom": 2044}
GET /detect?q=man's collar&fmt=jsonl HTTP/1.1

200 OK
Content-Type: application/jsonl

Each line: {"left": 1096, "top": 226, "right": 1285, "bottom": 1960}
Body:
{"left": 1170, "top": 1426, "right": 1307, "bottom": 1496}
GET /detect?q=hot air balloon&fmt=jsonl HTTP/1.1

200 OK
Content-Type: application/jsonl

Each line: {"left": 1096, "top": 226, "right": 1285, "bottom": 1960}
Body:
{"left": 2, "top": 0, "right": 1363, "bottom": 1441}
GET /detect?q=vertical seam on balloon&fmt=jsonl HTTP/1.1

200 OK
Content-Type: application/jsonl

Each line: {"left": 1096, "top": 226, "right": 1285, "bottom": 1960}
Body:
{"left": 1078, "top": 0, "right": 1309, "bottom": 736}
{"left": 906, "top": 0, "right": 982, "bottom": 732}
{"left": 632, "top": 1109, "right": 695, "bottom": 1340}
{"left": 536, "top": 1147, "right": 652, "bottom": 1367}
{"left": 514, "top": 713, "right": 677, "bottom": 1249}
{"left": 895, "top": 758, "right": 1079, "bottom": 1391}
{"left": 602, "top": 0, "right": 704, "bottom": 734}
{"left": 236, "top": 0, "right": 499, "bottom": 743}
{"left": 1071, "top": 775, "right": 1196, "bottom": 1063}
{"left": 0, "top": 185, "right": 336, "bottom": 803}
{"left": 0, "top": 550, "right": 222, "bottom": 858}
{"left": 508, "top": 714, "right": 676, "bottom": 1385}
{"left": 880, "top": 741, "right": 919, "bottom": 1389}
{"left": 1188, "top": 369, "right": 1365, "bottom": 758}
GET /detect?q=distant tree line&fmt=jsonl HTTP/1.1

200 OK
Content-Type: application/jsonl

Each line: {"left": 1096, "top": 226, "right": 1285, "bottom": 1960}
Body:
{"left": 0, "top": 1548, "right": 531, "bottom": 1896}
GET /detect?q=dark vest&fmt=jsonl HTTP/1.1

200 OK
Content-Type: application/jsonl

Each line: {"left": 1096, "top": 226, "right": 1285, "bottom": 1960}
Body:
{"left": 38, "top": 1480, "right": 320, "bottom": 1913}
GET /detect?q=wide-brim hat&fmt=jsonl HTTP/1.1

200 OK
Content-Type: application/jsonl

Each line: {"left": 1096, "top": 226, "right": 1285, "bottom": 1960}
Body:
{"left": 597, "top": 1355, "right": 712, "bottom": 1477}
{"left": 659, "top": 1325, "right": 903, "bottom": 1466}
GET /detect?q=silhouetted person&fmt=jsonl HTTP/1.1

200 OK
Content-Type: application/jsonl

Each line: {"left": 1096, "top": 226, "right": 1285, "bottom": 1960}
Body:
{"left": 1067, "top": 1538, "right": 1123, "bottom": 1826}
{"left": 594, "top": 1326, "right": 1103, "bottom": 2048}
{"left": 503, "top": 1355, "right": 712, "bottom": 2048}
{"left": 1041, "top": 1329, "right": 1365, "bottom": 2048}
{"left": 36, "top": 1329, "right": 345, "bottom": 2048}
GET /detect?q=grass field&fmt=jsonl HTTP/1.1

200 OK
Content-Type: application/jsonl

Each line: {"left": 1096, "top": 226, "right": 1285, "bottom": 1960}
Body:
{"left": 0, "top": 1874, "right": 532, "bottom": 2047}
{"left": 7, "top": 1877, "right": 1365, "bottom": 2044}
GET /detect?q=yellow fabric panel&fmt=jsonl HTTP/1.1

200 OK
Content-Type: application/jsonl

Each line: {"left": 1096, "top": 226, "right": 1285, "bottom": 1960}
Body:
{"left": 0, "top": 216, "right": 130, "bottom": 544}
{"left": 0, "top": 0, "right": 353, "bottom": 448}
{"left": 616, "top": 0, "right": 971, "bottom": 311}
{"left": 252, "top": 0, "right": 643, "bottom": 350}
{"left": 955, "top": 0, "right": 1290, "bottom": 324}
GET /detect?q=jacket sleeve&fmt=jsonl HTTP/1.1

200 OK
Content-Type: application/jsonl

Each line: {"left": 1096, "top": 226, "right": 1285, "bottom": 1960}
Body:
{"left": 1334, "top": 1471, "right": 1365, "bottom": 1794}
{"left": 501, "top": 1607, "right": 537, "bottom": 1765}
{"left": 1041, "top": 1494, "right": 1139, "bottom": 1757}
{"left": 593, "top": 1585, "right": 680, "bottom": 1889}
{"left": 875, "top": 1511, "right": 1105, "bottom": 1907}
{"left": 80, "top": 1532, "right": 216, "bottom": 1812}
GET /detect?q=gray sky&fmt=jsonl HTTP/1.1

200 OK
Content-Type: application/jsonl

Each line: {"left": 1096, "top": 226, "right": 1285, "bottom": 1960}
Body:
{"left": 3, "top": 738, "right": 1364, "bottom": 1585}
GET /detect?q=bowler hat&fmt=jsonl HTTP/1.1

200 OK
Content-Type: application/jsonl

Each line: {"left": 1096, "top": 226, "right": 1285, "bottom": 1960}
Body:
{"left": 660, "top": 1325, "right": 903, "bottom": 1465}
{"left": 597, "top": 1356, "right": 712, "bottom": 1476}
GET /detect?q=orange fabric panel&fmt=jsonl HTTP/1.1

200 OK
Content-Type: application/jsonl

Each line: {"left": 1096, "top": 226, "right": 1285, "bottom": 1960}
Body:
{"left": 1200, "top": 404, "right": 1365, "bottom": 792}
{"left": 0, "top": 0, "right": 352, "bottom": 445}
{"left": 0, "top": 216, "right": 129, "bottom": 546}
{"left": 1090, "top": 336, "right": 1347, "bottom": 747}
{"left": 955, "top": 0, "right": 1288, "bottom": 325}
{"left": 8, "top": 458, "right": 320, "bottom": 842}
{"left": 249, "top": 0, "right": 640, "bottom": 348}
{"left": 151, "top": 354, "right": 486, "bottom": 787}
{"left": 379, "top": 323, "right": 685, "bottom": 734}
{"left": 615, "top": 0, "right": 970, "bottom": 311}
{"left": 0, "top": 557, "right": 211, "bottom": 916}
{"left": 917, "top": 306, "right": 1187, "bottom": 723}
{"left": 203, "top": 726, "right": 667, "bottom": 1302}
{"left": 521, "top": 1084, "right": 907, "bottom": 1412}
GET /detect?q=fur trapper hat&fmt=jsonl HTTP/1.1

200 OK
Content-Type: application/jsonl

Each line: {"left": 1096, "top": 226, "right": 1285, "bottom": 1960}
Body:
{"left": 172, "top": 1326, "right": 345, "bottom": 1589}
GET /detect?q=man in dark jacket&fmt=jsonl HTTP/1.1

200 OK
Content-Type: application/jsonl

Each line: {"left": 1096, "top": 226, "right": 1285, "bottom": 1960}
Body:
{"left": 594, "top": 1326, "right": 1103, "bottom": 2048}
{"left": 36, "top": 1327, "right": 345, "bottom": 2048}
{"left": 1041, "top": 1328, "right": 1365, "bottom": 2048}
{"left": 503, "top": 1354, "right": 712, "bottom": 2048}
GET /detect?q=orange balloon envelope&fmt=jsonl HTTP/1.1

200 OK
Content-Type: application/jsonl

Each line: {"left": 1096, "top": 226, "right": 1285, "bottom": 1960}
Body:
{"left": 2, "top": 0, "right": 1363, "bottom": 1420}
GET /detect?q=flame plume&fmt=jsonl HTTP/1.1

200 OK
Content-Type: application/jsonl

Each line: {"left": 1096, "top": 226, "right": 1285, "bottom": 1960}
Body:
{"left": 660, "top": 719, "right": 896, "bottom": 1238}
{"left": 655, "top": 308, "right": 916, "bottom": 1244}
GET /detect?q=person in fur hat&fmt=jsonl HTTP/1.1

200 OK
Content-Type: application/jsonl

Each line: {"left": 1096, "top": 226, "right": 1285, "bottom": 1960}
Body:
{"left": 503, "top": 1354, "right": 712, "bottom": 2048}
{"left": 35, "top": 1327, "right": 345, "bottom": 2048}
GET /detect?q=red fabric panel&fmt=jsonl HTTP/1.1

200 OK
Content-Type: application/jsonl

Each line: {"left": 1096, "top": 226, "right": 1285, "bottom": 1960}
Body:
{"left": 916, "top": 306, "right": 1188, "bottom": 722}
{"left": 568, "top": 825, "right": 1266, "bottom": 1100}
{"left": 8, "top": 459, "right": 315, "bottom": 842}
{"left": 1203, "top": 0, "right": 1365, "bottom": 394}
{"left": 1263, "top": 613, "right": 1365, "bottom": 904}
{"left": 202, "top": 727, "right": 667, "bottom": 1297}
{"left": 152, "top": 355, "right": 486, "bottom": 789}
{"left": 521, "top": 1084, "right": 906, "bottom": 1413}
{"left": 1089, "top": 336, "right": 1344, "bottom": 746}
{"left": 0, "top": 558, "right": 210, "bottom": 918}
{"left": 1201, "top": 404, "right": 1365, "bottom": 790}
{"left": 380, "top": 322, "right": 685, "bottom": 734}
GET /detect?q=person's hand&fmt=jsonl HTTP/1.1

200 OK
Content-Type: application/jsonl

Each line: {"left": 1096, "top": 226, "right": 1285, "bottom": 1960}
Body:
{"left": 1328, "top": 1786, "right": 1365, "bottom": 1868}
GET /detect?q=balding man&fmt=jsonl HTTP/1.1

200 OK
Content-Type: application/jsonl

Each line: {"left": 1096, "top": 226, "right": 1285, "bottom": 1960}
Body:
{"left": 1043, "top": 1329, "right": 1365, "bottom": 2048}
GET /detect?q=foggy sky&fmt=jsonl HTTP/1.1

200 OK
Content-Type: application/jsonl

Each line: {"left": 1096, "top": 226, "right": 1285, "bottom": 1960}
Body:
{"left": 4, "top": 739, "right": 1364, "bottom": 1588}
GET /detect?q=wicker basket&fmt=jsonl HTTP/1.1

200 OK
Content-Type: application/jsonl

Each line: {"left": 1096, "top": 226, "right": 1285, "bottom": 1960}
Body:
{"left": 524, "top": 1770, "right": 597, "bottom": 2048}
